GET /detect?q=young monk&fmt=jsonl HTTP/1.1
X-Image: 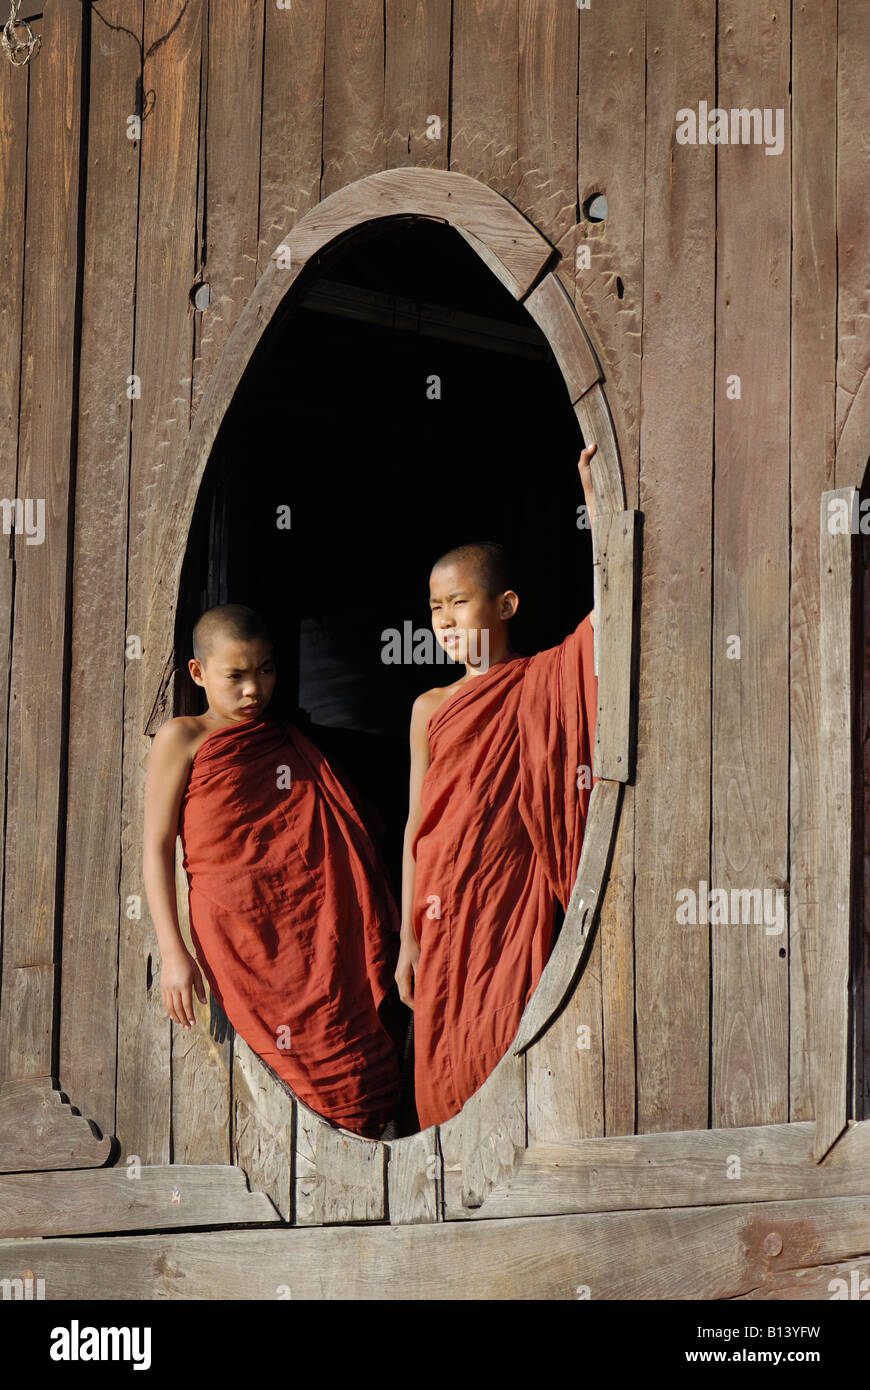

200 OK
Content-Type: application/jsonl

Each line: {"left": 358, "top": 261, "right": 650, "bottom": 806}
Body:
{"left": 143, "top": 604, "right": 401, "bottom": 1139}
{"left": 396, "top": 443, "right": 599, "bottom": 1128}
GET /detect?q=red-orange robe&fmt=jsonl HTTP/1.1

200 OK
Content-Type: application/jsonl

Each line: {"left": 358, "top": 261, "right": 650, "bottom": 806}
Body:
{"left": 178, "top": 717, "right": 401, "bottom": 1138}
{"left": 411, "top": 613, "right": 598, "bottom": 1128}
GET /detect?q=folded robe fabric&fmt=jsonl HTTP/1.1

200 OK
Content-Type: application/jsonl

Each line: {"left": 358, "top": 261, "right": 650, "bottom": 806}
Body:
{"left": 178, "top": 716, "right": 401, "bottom": 1138}
{"left": 410, "top": 612, "right": 599, "bottom": 1129}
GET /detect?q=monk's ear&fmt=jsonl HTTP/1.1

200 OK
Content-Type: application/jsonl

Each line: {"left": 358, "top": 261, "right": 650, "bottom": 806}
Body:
{"left": 500, "top": 590, "right": 519, "bottom": 620}
{"left": 188, "top": 657, "right": 204, "bottom": 686}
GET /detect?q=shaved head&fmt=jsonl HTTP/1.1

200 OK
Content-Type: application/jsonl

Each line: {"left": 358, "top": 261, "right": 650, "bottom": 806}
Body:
{"left": 192, "top": 604, "right": 273, "bottom": 666}
{"left": 430, "top": 542, "right": 512, "bottom": 598}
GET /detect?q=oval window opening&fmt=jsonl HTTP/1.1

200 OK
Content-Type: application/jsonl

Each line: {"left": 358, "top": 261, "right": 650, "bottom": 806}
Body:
{"left": 177, "top": 218, "right": 596, "bottom": 1138}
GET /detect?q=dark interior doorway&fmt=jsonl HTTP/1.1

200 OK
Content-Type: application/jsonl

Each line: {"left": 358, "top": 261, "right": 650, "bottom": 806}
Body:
{"left": 176, "top": 217, "right": 594, "bottom": 1132}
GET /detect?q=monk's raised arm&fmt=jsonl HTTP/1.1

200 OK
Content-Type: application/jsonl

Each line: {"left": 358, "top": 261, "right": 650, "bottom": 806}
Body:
{"left": 395, "top": 690, "right": 437, "bottom": 1008}
{"left": 143, "top": 720, "right": 206, "bottom": 1028}
{"left": 578, "top": 441, "right": 598, "bottom": 631}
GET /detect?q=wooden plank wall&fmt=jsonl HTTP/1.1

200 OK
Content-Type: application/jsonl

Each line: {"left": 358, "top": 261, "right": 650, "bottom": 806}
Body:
{"left": 0, "top": 0, "right": 866, "bottom": 1209}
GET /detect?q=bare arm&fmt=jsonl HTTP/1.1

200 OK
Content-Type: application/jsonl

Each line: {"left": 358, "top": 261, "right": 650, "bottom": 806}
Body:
{"left": 578, "top": 441, "right": 598, "bottom": 630}
{"left": 142, "top": 720, "right": 206, "bottom": 1027}
{"left": 395, "top": 690, "right": 437, "bottom": 1008}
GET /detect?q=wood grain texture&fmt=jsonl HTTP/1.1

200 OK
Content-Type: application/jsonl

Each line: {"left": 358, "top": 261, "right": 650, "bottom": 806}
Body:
{"left": 787, "top": 0, "right": 838, "bottom": 1126}
{"left": 835, "top": 0, "right": 870, "bottom": 488}
{"left": 451, "top": 0, "right": 519, "bottom": 203}
{"left": 0, "top": 14, "right": 29, "bottom": 1024}
{"left": 295, "top": 1104, "right": 386, "bottom": 1226}
{"left": 0, "top": 0, "right": 82, "bottom": 1082}
{"left": 385, "top": 0, "right": 451, "bottom": 172}
{"left": 516, "top": 0, "right": 578, "bottom": 245}
{"left": 463, "top": 1120, "right": 870, "bottom": 1221}
{"left": 712, "top": 0, "right": 790, "bottom": 1129}
{"left": 0, "top": 1163, "right": 278, "bottom": 1238}
{"left": 816, "top": 489, "right": 860, "bottom": 1160}
{"left": 594, "top": 511, "right": 639, "bottom": 781}
{"left": 524, "top": 273, "right": 602, "bottom": 404}
{"left": 257, "top": 0, "right": 327, "bottom": 277}
{"left": 439, "top": 1048, "right": 526, "bottom": 1218}
{"left": 190, "top": 0, "right": 265, "bottom": 417}
{"left": 634, "top": 0, "right": 715, "bottom": 1133}
{"left": 232, "top": 1038, "right": 293, "bottom": 1223}
{"left": 322, "top": 0, "right": 385, "bottom": 199}
{"left": 59, "top": 0, "right": 142, "bottom": 1143}
{"left": 557, "top": 0, "right": 646, "bottom": 501}
{"left": 0, "top": 1078, "right": 112, "bottom": 1174}
{"left": 116, "top": 0, "right": 203, "bottom": 1164}
{"left": 387, "top": 1126, "right": 441, "bottom": 1225}
{"left": 5, "top": 1194, "right": 870, "bottom": 1299}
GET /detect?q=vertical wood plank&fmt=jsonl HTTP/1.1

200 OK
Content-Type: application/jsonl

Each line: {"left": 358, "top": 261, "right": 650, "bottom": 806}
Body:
{"left": 173, "top": 0, "right": 267, "bottom": 1163}
{"left": 0, "top": 21, "right": 30, "bottom": 999}
{"left": 257, "top": 0, "right": 327, "bottom": 277}
{"left": 59, "top": 0, "right": 143, "bottom": 1139}
{"left": 564, "top": 0, "right": 646, "bottom": 1137}
{"left": 190, "top": 0, "right": 265, "bottom": 416}
{"left": 117, "top": 0, "right": 203, "bottom": 1163}
{"left": 321, "top": 0, "right": 385, "bottom": 199}
{"left": 385, "top": 0, "right": 451, "bottom": 172}
{"left": 0, "top": 0, "right": 83, "bottom": 1080}
{"left": 557, "top": 0, "right": 646, "bottom": 502}
{"left": 712, "top": 0, "right": 790, "bottom": 1128}
{"left": 835, "top": 0, "right": 870, "bottom": 488}
{"left": 451, "top": 0, "right": 519, "bottom": 203}
{"left": 515, "top": 0, "right": 578, "bottom": 246}
{"left": 788, "top": 0, "right": 838, "bottom": 1122}
{"left": 232, "top": 1038, "right": 293, "bottom": 1223}
{"left": 634, "top": 0, "right": 715, "bottom": 1132}
{"left": 816, "top": 489, "right": 860, "bottom": 1160}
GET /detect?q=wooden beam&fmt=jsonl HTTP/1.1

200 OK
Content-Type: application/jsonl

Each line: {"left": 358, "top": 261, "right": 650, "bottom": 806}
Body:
{"left": 460, "top": 1120, "right": 870, "bottom": 1221}
{"left": 0, "top": 1164, "right": 279, "bottom": 1238}
{"left": 594, "top": 511, "right": 639, "bottom": 782}
{"left": 816, "top": 488, "right": 861, "bottom": 1160}
{"left": 5, "top": 1194, "right": 870, "bottom": 1299}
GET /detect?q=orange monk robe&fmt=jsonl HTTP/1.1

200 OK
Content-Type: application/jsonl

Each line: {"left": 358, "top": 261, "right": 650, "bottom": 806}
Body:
{"left": 178, "top": 717, "right": 401, "bottom": 1138}
{"left": 411, "top": 612, "right": 598, "bottom": 1129}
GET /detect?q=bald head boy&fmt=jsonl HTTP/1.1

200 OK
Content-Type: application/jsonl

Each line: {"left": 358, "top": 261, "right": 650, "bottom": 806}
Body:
{"left": 397, "top": 443, "right": 599, "bottom": 1128}
{"left": 142, "top": 603, "right": 401, "bottom": 1138}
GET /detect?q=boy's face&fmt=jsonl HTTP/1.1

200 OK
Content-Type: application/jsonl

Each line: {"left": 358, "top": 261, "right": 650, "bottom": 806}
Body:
{"left": 189, "top": 635, "right": 277, "bottom": 722}
{"left": 428, "top": 559, "right": 516, "bottom": 666}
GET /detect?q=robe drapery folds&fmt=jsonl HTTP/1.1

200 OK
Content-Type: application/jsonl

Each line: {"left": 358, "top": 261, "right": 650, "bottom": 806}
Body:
{"left": 410, "top": 613, "right": 599, "bottom": 1129}
{"left": 178, "top": 717, "right": 401, "bottom": 1138}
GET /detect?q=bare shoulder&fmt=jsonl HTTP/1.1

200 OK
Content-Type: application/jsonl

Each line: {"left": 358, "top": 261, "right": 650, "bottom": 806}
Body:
{"left": 149, "top": 715, "right": 201, "bottom": 771}
{"left": 412, "top": 680, "right": 463, "bottom": 726}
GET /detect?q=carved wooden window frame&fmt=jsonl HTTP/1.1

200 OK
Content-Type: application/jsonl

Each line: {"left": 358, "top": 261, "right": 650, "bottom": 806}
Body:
{"left": 142, "top": 167, "right": 639, "bottom": 1222}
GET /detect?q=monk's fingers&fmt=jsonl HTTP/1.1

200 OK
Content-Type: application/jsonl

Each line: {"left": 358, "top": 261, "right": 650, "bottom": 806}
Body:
{"left": 191, "top": 963, "right": 207, "bottom": 1005}
{"left": 180, "top": 983, "right": 197, "bottom": 1028}
{"left": 162, "top": 989, "right": 184, "bottom": 1027}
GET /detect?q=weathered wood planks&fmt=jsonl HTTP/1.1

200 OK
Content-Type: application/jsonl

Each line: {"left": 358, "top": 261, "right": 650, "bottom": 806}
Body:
{"left": 788, "top": 0, "right": 838, "bottom": 1126}
{"left": 816, "top": 489, "right": 861, "bottom": 1160}
{"left": 5, "top": 1194, "right": 870, "bottom": 1299}
{"left": 0, "top": 1078, "right": 112, "bottom": 1174}
{"left": 385, "top": 0, "right": 451, "bottom": 173}
{"left": 59, "top": 0, "right": 143, "bottom": 1145}
{"left": 712, "top": 0, "right": 791, "bottom": 1129}
{"left": 116, "top": 0, "right": 204, "bottom": 1164}
{"left": 516, "top": 0, "right": 578, "bottom": 247}
{"left": 0, "top": 0, "right": 83, "bottom": 1084}
{"left": 460, "top": 1119, "right": 870, "bottom": 1221}
{"left": 0, "top": 1163, "right": 279, "bottom": 1238}
{"left": 634, "top": 0, "right": 715, "bottom": 1133}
